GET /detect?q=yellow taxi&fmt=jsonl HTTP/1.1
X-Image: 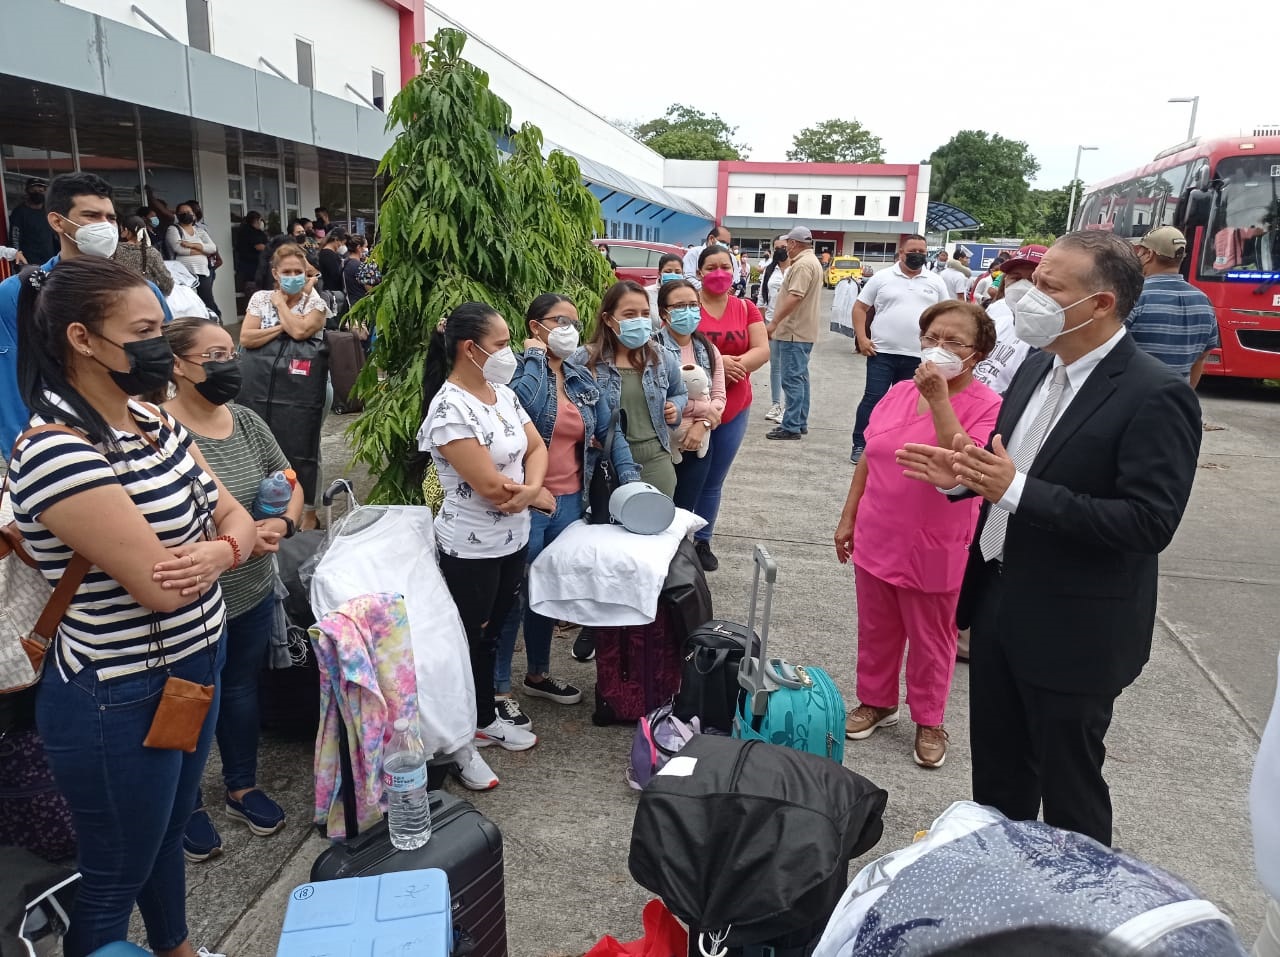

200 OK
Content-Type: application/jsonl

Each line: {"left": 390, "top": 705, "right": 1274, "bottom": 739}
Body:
{"left": 825, "top": 256, "right": 862, "bottom": 288}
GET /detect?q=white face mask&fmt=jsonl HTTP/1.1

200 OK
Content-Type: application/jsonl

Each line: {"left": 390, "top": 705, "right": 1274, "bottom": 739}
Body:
{"left": 920, "top": 345, "right": 967, "bottom": 380}
{"left": 544, "top": 324, "right": 580, "bottom": 359}
{"left": 62, "top": 217, "right": 119, "bottom": 258}
{"left": 338, "top": 245, "right": 348, "bottom": 256}
{"left": 1003, "top": 279, "right": 1033, "bottom": 310}
{"left": 1012, "top": 285, "right": 1099, "bottom": 349}
{"left": 472, "top": 344, "right": 518, "bottom": 385}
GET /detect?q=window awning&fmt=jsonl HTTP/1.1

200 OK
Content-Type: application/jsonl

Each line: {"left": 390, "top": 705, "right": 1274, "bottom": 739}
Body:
{"left": 926, "top": 201, "right": 981, "bottom": 232}
{"left": 550, "top": 143, "right": 712, "bottom": 220}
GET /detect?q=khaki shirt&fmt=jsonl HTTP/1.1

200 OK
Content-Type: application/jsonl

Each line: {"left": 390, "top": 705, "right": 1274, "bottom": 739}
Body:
{"left": 771, "top": 247, "right": 823, "bottom": 342}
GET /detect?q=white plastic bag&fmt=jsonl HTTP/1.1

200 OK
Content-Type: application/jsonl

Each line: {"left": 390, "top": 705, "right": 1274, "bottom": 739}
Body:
{"left": 309, "top": 504, "right": 476, "bottom": 758}
{"left": 166, "top": 282, "right": 211, "bottom": 320}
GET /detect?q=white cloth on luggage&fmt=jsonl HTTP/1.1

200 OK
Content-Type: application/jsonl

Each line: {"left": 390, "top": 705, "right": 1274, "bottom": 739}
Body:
{"left": 309, "top": 505, "right": 476, "bottom": 757}
{"left": 829, "top": 277, "right": 859, "bottom": 338}
{"left": 528, "top": 509, "right": 706, "bottom": 627}
{"left": 166, "top": 283, "right": 212, "bottom": 320}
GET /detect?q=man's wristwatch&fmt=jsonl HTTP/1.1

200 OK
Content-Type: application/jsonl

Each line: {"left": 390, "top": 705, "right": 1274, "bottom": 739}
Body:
{"left": 699, "top": 419, "right": 713, "bottom": 429}
{"left": 276, "top": 516, "right": 297, "bottom": 539}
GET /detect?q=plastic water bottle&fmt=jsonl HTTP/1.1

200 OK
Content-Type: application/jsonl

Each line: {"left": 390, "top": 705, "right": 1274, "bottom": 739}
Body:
{"left": 251, "top": 470, "right": 293, "bottom": 519}
{"left": 383, "top": 717, "right": 432, "bottom": 850}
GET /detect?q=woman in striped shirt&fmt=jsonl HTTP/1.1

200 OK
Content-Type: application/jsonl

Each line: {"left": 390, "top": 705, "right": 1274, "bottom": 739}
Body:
{"left": 160, "top": 316, "right": 304, "bottom": 862}
{"left": 7, "top": 258, "right": 256, "bottom": 957}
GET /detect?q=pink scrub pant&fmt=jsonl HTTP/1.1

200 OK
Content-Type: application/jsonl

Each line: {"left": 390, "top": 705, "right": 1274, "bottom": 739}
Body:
{"left": 853, "top": 563, "right": 959, "bottom": 727}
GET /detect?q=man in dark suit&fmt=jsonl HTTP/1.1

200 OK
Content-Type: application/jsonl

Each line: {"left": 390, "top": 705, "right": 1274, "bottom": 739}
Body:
{"left": 896, "top": 230, "right": 1202, "bottom": 846}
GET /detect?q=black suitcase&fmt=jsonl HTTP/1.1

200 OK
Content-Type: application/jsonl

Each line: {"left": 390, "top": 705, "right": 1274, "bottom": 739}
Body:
{"left": 672, "top": 619, "right": 760, "bottom": 735}
{"left": 327, "top": 327, "right": 365, "bottom": 414}
{"left": 310, "top": 717, "right": 508, "bottom": 957}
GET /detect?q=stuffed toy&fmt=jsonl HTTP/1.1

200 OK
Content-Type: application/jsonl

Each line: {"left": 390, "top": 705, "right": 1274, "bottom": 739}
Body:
{"left": 671, "top": 363, "right": 711, "bottom": 464}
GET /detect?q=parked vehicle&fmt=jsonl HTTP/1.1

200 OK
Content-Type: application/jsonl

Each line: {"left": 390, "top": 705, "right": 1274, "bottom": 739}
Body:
{"left": 594, "top": 239, "right": 687, "bottom": 286}
{"left": 825, "top": 256, "right": 863, "bottom": 288}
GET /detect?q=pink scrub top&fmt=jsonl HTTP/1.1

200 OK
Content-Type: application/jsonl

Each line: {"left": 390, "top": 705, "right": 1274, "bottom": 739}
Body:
{"left": 852, "top": 379, "right": 1001, "bottom": 593}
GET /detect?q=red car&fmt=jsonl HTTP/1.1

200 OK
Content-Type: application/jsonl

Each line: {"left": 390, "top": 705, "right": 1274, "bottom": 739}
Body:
{"left": 594, "top": 239, "right": 688, "bottom": 286}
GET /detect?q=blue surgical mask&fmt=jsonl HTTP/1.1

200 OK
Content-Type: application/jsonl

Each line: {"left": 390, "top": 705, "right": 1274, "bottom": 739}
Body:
{"left": 667, "top": 306, "right": 701, "bottom": 336}
{"left": 148, "top": 216, "right": 159, "bottom": 228}
{"left": 659, "top": 272, "right": 682, "bottom": 284}
{"left": 616, "top": 317, "right": 652, "bottom": 349}
{"left": 279, "top": 274, "right": 307, "bottom": 295}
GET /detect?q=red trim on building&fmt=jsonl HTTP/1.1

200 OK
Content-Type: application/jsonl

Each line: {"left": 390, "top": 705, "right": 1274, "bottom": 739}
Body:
{"left": 903, "top": 167, "right": 919, "bottom": 224}
{"left": 715, "top": 161, "right": 730, "bottom": 224}
{"left": 377, "top": 0, "right": 426, "bottom": 86}
{"left": 718, "top": 160, "right": 920, "bottom": 178}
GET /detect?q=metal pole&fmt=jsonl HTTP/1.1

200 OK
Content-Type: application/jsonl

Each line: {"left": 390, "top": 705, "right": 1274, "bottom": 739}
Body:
{"left": 1187, "top": 96, "right": 1199, "bottom": 141}
{"left": 1065, "top": 146, "right": 1084, "bottom": 234}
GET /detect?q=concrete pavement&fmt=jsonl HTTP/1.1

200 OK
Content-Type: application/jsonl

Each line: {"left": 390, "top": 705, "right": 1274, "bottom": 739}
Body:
{"left": 179, "top": 294, "right": 1274, "bottom": 955}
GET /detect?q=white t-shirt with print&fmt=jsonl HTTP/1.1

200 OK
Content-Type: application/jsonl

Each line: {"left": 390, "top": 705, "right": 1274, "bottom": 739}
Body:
{"left": 418, "top": 382, "right": 531, "bottom": 559}
{"left": 247, "top": 289, "right": 327, "bottom": 334}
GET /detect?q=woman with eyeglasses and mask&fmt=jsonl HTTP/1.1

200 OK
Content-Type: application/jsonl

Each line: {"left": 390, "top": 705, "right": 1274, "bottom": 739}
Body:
{"left": 112, "top": 215, "right": 174, "bottom": 296}
{"left": 689, "top": 245, "right": 770, "bottom": 572}
{"left": 7, "top": 258, "right": 257, "bottom": 957}
{"left": 833, "top": 301, "right": 1000, "bottom": 771}
{"left": 418, "top": 302, "right": 555, "bottom": 790}
{"left": 156, "top": 316, "right": 303, "bottom": 863}
{"left": 646, "top": 252, "right": 686, "bottom": 329}
{"left": 491, "top": 294, "right": 643, "bottom": 723}
{"left": 656, "top": 279, "right": 726, "bottom": 512}
{"left": 579, "top": 280, "right": 687, "bottom": 498}
{"left": 165, "top": 202, "right": 218, "bottom": 318}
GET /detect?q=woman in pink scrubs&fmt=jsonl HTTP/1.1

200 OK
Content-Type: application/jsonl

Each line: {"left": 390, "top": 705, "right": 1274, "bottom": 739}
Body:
{"left": 834, "top": 301, "right": 1000, "bottom": 770}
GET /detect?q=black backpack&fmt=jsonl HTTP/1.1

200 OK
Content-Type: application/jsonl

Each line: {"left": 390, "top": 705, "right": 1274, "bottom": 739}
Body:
{"left": 672, "top": 620, "right": 760, "bottom": 734}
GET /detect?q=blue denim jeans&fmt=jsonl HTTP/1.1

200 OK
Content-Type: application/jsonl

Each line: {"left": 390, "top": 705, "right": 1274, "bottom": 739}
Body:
{"left": 217, "top": 590, "right": 274, "bottom": 791}
{"left": 777, "top": 341, "right": 813, "bottom": 434}
{"left": 769, "top": 339, "right": 783, "bottom": 406}
{"left": 496, "top": 492, "right": 584, "bottom": 691}
{"left": 36, "top": 635, "right": 225, "bottom": 956}
{"left": 851, "top": 352, "right": 921, "bottom": 451}
{"left": 673, "top": 444, "right": 714, "bottom": 513}
{"left": 694, "top": 409, "right": 750, "bottom": 544}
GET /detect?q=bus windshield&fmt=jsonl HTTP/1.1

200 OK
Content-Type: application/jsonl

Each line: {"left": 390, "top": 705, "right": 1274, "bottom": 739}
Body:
{"left": 1199, "top": 155, "right": 1280, "bottom": 280}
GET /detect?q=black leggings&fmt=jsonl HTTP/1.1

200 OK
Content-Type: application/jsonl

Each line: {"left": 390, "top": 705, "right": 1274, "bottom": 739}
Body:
{"left": 195, "top": 273, "right": 219, "bottom": 318}
{"left": 437, "top": 548, "right": 527, "bottom": 729}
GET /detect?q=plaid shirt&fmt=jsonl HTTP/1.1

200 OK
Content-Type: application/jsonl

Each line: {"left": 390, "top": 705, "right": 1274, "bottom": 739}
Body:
{"left": 1126, "top": 274, "right": 1219, "bottom": 379}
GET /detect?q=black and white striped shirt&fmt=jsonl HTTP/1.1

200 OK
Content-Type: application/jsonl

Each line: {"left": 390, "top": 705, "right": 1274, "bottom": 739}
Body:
{"left": 9, "top": 398, "right": 226, "bottom": 681}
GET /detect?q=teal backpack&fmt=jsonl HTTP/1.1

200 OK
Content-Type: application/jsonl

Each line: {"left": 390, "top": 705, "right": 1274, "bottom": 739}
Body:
{"left": 730, "top": 546, "right": 846, "bottom": 764}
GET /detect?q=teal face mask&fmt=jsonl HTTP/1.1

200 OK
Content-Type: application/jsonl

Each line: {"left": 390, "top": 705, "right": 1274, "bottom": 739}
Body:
{"left": 667, "top": 305, "right": 701, "bottom": 335}
{"left": 659, "top": 272, "right": 683, "bottom": 284}
{"left": 279, "top": 274, "right": 306, "bottom": 295}
{"left": 617, "top": 317, "right": 652, "bottom": 349}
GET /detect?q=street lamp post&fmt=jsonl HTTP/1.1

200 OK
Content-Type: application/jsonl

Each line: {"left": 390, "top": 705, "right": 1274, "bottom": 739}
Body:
{"left": 1169, "top": 96, "right": 1200, "bottom": 141}
{"left": 1064, "top": 145, "right": 1098, "bottom": 234}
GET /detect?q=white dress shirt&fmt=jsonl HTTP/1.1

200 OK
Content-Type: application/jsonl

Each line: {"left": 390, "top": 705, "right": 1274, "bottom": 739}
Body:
{"left": 994, "top": 325, "right": 1128, "bottom": 514}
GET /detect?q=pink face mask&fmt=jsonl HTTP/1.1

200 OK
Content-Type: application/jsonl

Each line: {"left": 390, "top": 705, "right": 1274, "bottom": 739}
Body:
{"left": 701, "top": 270, "right": 734, "bottom": 295}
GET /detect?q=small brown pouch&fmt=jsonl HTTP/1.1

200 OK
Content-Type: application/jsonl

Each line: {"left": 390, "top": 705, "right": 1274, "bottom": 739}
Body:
{"left": 142, "top": 675, "right": 214, "bottom": 752}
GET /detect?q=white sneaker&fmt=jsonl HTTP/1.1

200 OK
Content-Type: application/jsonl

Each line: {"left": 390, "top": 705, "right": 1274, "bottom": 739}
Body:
{"left": 452, "top": 745, "right": 499, "bottom": 791}
{"left": 197, "top": 948, "right": 227, "bottom": 957}
{"left": 765, "top": 403, "right": 783, "bottom": 422}
{"left": 475, "top": 718, "right": 538, "bottom": 751}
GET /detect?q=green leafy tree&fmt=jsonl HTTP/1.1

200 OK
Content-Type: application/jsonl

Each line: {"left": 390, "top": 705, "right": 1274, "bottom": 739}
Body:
{"left": 1025, "top": 179, "right": 1080, "bottom": 238}
{"left": 929, "top": 131, "right": 1041, "bottom": 238}
{"left": 787, "top": 119, "right": 885, "bottom": 163}
{"left": 633, "top": 104, "right": 748, "bottom": 160}
{"left": 346, "top": 28, "right": 613, "bottom": 504}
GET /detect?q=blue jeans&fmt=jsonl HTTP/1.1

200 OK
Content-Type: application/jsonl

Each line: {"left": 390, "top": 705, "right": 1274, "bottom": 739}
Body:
{"left": 768, "top": 339, "right": 783, "bottom": 406}
{"left": 777, "top": 341, "right": 813, "bottom": 433}
{"left": 37, "top": 636, "right": 225, "bottom": 956}
{"left": 852, "top": 352, "right": 921, "bottom": 451}
{"left": 694, "top": 409, "right": 750, "bottom": 544}
{"left": 217, "top": 591, "right": 274, "bottom": 791}
{"left": 674, "top": 444, "right": 714, "bottom": 513}
{"left": 496, "top": 492, "right": 584, "bottom": 691}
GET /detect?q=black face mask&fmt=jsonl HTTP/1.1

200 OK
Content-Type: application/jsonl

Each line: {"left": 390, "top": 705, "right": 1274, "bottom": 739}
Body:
{"left": 27, "top": 191, "right": 44, "bottom": 206}
{"left": 904, "top": 252, "right": 928, "bottom": 270}
{"left": 773, "top": 248, "right": 789, "bottom": 263}
{"left": 93, "top": 335, "right": 174, "bottom": 396}
{"left": 193, "top": 359, "right": 242, "bottom": 405}
{"left": 177, "top": 212, "right": 195, "bottom": 225}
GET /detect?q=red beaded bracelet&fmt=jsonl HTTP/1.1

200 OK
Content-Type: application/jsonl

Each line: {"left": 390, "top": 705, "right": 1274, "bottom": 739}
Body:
{"left": 217, "top": 534, "right": 242, "bottom": 570}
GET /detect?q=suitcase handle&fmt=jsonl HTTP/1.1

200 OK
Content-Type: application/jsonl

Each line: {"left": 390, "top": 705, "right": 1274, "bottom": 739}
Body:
{"left": 738, "top": 545, "right": 777, "bottom": 710}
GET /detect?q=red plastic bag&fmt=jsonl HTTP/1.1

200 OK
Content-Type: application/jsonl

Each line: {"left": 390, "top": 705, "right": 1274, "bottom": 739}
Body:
{"left": 584, "top": 898, "right": 688, "bottom": 957}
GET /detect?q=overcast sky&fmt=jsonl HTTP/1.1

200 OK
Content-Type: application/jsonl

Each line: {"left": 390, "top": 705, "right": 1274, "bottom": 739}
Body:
{"left": 428, "top": 0, "right": 1275, "bottom": 191}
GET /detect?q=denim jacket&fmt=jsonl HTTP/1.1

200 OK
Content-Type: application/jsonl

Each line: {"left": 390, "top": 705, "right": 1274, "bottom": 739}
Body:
{"left": 571, "top": 339, "right": 688, "bottom": 454}
{"left": 509, "top": 348, "right": 642, "bottom": 503}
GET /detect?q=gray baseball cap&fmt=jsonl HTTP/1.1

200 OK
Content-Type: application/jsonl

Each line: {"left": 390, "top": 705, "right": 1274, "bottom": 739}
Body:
{"left": 784, "top": 226, "right": 813, "bottom": 243}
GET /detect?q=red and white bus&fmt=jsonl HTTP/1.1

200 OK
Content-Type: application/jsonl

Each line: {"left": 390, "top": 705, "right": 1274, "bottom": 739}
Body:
{"left": 1073, "top": 129, "right": 1280, "bottom": 379}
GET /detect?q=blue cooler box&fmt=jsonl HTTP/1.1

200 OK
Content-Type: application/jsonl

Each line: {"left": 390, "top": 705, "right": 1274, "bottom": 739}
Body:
{"left": 276, "top": 868, "right": 452, "bottom": 957}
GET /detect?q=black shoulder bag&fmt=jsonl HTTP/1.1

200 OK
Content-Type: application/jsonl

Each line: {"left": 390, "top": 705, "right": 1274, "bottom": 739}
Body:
{"left": 587, "top": 406, "right": 622, "bottom": 525}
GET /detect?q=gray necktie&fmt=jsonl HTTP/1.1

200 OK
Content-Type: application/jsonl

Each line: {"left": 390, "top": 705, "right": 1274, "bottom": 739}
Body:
{"left": 979, "top": 365, "right": 1069, "bottom": 562}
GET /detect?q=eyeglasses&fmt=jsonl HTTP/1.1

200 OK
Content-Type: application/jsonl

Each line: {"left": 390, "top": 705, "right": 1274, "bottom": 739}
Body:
{"left": 183, "top": 349, "right": 238, "bottom": 363}
{"left": 920, "top": 334, "right": 975, "bottom": 352}
{"left": 188, "top": 476, "right": 216, "bottom": 541}
{"left": 540, "top": 315, "right": 582, "bottom": 332}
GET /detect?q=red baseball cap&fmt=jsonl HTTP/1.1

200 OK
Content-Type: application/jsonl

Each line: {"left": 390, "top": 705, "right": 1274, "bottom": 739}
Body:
{"left": 1000, "top": 245, "right": 1048, "bottom": 272}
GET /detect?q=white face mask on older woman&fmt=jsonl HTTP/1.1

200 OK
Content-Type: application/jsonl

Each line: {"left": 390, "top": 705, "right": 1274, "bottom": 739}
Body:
{"left": 920, "top": 345, "right": 967, "bottom": 379}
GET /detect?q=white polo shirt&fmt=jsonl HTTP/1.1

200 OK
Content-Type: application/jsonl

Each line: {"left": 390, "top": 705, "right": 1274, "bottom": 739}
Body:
{"left": 856, "top": 262, "right": 950, "bottom": 356}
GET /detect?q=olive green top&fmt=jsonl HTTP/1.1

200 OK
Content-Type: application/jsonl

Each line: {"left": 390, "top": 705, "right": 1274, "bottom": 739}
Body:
{"left": 618, "top": 368, "right": 657, "bottom": 444}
